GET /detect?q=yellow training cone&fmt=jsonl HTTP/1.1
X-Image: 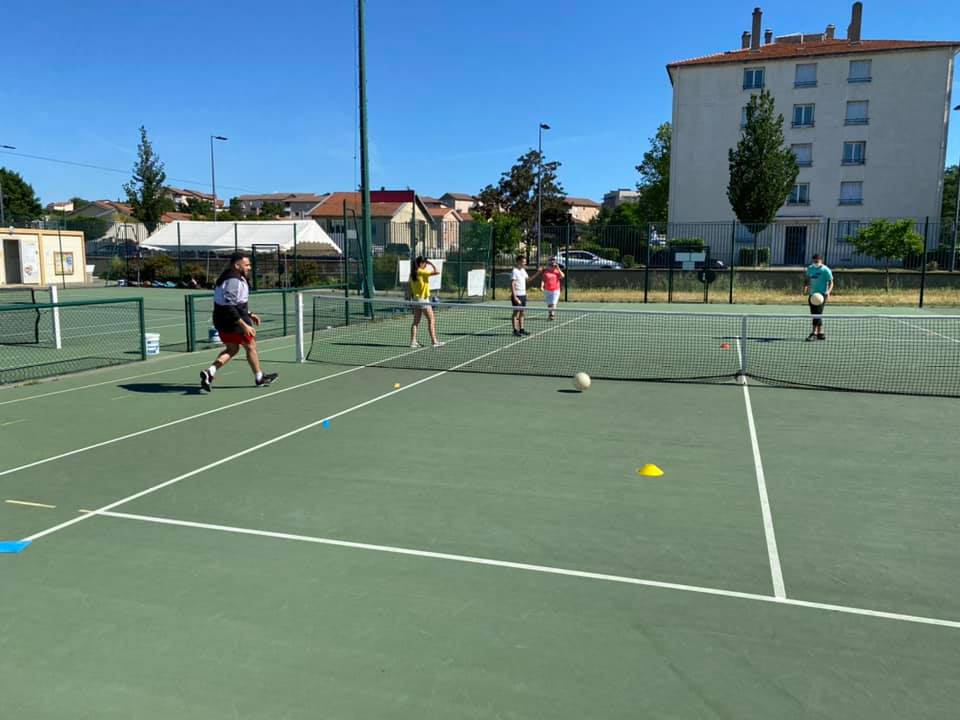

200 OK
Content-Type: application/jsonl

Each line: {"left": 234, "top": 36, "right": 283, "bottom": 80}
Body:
{"left": 637, "top": 464, "right": 664, "bottom": 477}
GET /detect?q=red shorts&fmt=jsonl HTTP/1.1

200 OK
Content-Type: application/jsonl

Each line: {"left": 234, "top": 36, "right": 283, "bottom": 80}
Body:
{"left": 218, "top": 331, "right": 254, "bottom": 346}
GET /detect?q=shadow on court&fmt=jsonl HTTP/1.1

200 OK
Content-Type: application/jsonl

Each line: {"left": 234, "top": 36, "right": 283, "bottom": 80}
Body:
{"left": 118, "top": 383, "right": 205, "bottom": 396}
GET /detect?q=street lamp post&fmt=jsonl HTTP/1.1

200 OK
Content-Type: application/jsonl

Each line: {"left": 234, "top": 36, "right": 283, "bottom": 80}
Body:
{"left": 952, "top": 105, "right": 960, "bottom": 272}
{"left": 210, "top": 135, "right": 228, "bottom": 222}
{"left": 0, "top": 144, "right": 16, "bottom": 227}
{"left": 537, "top": 123, "right": 550, "bottom": 265}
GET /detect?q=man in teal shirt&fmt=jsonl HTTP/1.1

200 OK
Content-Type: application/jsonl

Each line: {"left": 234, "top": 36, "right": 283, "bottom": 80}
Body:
{"left": 803, "top": 254, "right": 834, "bottom": 341}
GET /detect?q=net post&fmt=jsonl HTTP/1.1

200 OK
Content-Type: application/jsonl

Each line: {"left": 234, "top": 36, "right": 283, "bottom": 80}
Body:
{"left": 184, "top": 294, "right": 194, "bottom": 352}
{"left": 49, "top": 284, "right": 63, "bottom": 350}
{"left": 137, "top": 297, "right": 147, "bottom": 360}
{"left": 295, "top": 292, "right": 305, "bottom": 362}
{"left": 739, "top": 315, "right": 748, "bottom": 377}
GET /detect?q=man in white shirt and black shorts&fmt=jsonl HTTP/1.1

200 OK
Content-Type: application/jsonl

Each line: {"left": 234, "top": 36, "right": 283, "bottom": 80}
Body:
{"left": 511, "top": 256, "right": 540, "bottom": 337}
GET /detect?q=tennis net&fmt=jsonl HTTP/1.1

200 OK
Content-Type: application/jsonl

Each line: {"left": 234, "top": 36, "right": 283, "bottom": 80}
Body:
{"left": 298, "top": 294, "right": 960, "bottom": 398}
{"left": 0, "top": 287, "right": 52, "bottom": 345}
{"left": 0, "top": 297, "right": 145, "bottom": 384}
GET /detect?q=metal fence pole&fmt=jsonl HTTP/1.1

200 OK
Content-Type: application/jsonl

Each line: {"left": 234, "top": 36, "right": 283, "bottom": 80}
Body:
{"left": 643, "top": 224, "right": 651, "bottom": 303}
{"left": 823, "top": 218, "right": 832, "bottom": 266}
{"left": 919, "top": 216, "right": 930, "bottom": 308}
{"left": 728, "top": 221, "right": 736, "bottom": 304}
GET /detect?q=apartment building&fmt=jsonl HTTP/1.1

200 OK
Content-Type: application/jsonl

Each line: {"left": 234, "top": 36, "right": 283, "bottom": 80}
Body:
{"left": 667, "top": 2, "right": 958, "bottom": 263}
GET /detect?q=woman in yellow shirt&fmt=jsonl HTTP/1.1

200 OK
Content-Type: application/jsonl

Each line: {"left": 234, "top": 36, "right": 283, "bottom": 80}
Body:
{"left": 409, "top": 256, "right": 444, "bottom": 348}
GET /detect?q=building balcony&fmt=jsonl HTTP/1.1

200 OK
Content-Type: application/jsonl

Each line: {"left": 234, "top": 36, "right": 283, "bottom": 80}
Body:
{"left": 791, "top": 122, "right": 815, "bottom": 129}
{"left": 793, "top": 81, "right": 817, "bottom": 88}
{"left": 838, "top": 198, "right": 864, "bottom": 206}
{"left": 848, "top": 76, "right": 872, "bottom": 83}
{"left": 844, "top": 118, "right": 869, "bottom": 126}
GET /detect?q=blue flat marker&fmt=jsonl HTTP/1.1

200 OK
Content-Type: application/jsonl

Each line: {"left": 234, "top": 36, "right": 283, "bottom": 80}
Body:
{"left": 321, "top": 420, "right": 331, "bottom": 429}
{"left": 0, "top": 540, "right": 32, "bottom": 554}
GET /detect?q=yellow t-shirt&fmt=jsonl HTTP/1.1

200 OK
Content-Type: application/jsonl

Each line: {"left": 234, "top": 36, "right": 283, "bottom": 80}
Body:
{"left": 410, "top": 268, "right": 432, "bottom": 300}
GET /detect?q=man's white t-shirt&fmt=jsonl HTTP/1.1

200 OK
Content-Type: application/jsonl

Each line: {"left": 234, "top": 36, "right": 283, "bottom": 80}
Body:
{"left": 511, "top": 267, "right": 527, "bottom": 296}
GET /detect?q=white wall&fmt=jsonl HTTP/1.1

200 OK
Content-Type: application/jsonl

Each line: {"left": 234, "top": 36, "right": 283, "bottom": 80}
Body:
{"left": 669, "top": 47, "right": 957, "bottom": 223}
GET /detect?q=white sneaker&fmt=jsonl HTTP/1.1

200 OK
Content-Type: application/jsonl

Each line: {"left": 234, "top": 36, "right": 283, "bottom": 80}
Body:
{"left": 410, "top": 341, "right": 422, "bottom": 348}
{"left": 432, "top": 341, "right": 445, "bottom": 347}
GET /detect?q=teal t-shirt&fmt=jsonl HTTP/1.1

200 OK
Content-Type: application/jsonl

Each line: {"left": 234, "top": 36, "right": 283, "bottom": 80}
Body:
{"left": 806, "top": 264, "right": 833, "bottom": 295}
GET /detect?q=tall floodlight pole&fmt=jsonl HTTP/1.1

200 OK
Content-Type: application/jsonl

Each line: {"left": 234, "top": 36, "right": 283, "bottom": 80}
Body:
{"left": 537, "top": 123, "right": 550, "bottom": 265}
{"left": 210, "top": 135, "right": 228, "bottom": 222}
{"left": 952, "top": 105, "right": 960, "bottom": 272}
{"left": 358, "top": 0, "right": 375, "bottom": 300}
{"left": 0, "top": 144, "right": 15, "bottom": 226}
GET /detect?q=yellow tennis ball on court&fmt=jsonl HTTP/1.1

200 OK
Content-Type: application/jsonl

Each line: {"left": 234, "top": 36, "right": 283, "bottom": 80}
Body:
{"left": 574, "top": 372, "right": 591, "bottom": 391}
{"left": 393, "top": 383, "right": 401, "bottom": 389}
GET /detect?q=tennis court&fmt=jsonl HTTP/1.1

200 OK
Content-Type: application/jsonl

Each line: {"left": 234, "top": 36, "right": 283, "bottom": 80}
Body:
{"left": 1, "top": 298, "right": 959, "bottom": 719}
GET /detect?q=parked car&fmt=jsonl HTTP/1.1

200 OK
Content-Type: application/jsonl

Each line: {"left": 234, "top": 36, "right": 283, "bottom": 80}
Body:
{"left": 646, "top": 252, "right": 726, "bottom": 270}
{"left": 555, "top": 250, "right": 622, "bottom": 269}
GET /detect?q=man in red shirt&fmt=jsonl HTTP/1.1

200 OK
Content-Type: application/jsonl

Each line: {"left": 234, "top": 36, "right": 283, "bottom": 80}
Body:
{"left": 540, "top": 256, "right": 565, "bottom": 320}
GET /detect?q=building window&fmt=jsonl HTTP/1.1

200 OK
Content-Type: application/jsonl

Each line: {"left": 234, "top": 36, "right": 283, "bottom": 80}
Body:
{"left": 740, "top": 106, "right": 749, "bottom": 128}
{"left": 791, "top": 143, "right": 813, "bottom": 167}
{"left": 794, "top": 63, "right": 817, "bottom": 87}
{"left": 788, "top": 183, "right": 810, "bottom": 205}
{"left": 836, "top": 220, "right": 861, "bottom": 242}
{"left": 792, "top": 104, "right": 815, "bottom": 127}
{"left": 743, "top": 67, "right": 764, "bottom": 89}
{"left": 842, "top": 141, "right": 866, "bottom": 165}
{"left": 840, "top": 181, "right": 864, "bottom": 205}
{"left": 845, "top": 100, "right": 869, "bottom": 125}
{"left": 849, "top": 59, "right": 872, "bottom": 83}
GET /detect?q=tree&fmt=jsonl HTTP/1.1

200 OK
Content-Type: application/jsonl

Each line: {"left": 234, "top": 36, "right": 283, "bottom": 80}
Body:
{"left": 225, "top": 197, "right": 244, "bottom": 220}
{"left": 258, "top": 201, "right": 286, "bottom": 218}
{"left": 634, "top": 122, "right": 671, "bottom": 222}
{"left": 942, "top": 164, "right": 958, "bottom": 223}
{"left": 727, "top": 90, "right": 798, "bottom": 234}
{"left": 123, "top": 126, "right": 175, "bottom": 235}
{"left": 64, "top": 215, "right": 111, "bottom": 241}
{"left": 184, "top": 197, "right": 213, "bottom": 219}
{"left": 850, "top": 219, "right": 924, "bottom": 290}
{"left": 0, "top": 168, "right": 42, "bottom": 223}
{"left": 474, "top": 150, "right": 566, "bottom": 259}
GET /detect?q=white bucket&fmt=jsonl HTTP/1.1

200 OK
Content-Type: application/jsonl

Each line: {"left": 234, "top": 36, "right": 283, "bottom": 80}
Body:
{"left": 208, "top": 328, "right": 221, "bottom": 344}
{"left": 145, "top": 333, "right": 160, "bottom": 356}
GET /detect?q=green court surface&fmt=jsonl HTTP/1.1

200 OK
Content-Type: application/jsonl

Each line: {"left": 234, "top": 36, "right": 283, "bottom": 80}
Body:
{"left": 1, "top": 307, "right": 960, "bottom": 719}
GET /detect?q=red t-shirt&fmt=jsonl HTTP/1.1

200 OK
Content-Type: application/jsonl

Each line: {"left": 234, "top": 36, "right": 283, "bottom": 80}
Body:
{"left": 542, "top": 268, "right": 562, "bottom": 292}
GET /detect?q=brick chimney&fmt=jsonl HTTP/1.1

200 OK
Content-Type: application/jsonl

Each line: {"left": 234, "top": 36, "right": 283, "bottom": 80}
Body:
{"left": 848, "top": 2, "right": 863, "bottom": 44}
{"left": 751, "top": 8, "right": 762, "bottom": 51}
{"left": 825, "top": 24, "right": 836, "bottom": 40}
{"left": 742, "top": 31, "right": 751, "bottom": 49}
{"left": 764, "top": 29, "right": 773, "bottom": 44}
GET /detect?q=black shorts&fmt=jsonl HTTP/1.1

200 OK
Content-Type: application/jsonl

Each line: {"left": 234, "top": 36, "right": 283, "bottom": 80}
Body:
{"left": 808, "top": 295, "right": 827, "bottom": 314}
{"left": 512, "top": 295, "right": 527, "bottom": 308}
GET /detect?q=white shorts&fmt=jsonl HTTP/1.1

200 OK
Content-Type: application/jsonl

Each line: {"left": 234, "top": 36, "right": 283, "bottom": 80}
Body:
{"left": 413, "top": 298, "right": 432, "bottom": 306}
{"left": 544, "top": 290, "right": 560, "bottom": 306}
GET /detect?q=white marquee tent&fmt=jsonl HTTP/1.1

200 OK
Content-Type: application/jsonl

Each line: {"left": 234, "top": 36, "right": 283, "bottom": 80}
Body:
{"left": 143, "top": 220, "right": 341, "bottom": 254}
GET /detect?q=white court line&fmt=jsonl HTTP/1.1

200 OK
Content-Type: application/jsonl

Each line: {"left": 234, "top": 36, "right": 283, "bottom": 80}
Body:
{"left": 0, "top": 337, "right": 296, "bottom": 407}
{"left": 21, "top": 316, "right": 584, "bottom": 544}
{"left": 736, "top": 338, "right": 786, "bottom": 599}
{"left": 88, "top": 509, "right": 960, "bottom": 632}
{"left": 893, "top": 318, "right": 960, "bottom": 345}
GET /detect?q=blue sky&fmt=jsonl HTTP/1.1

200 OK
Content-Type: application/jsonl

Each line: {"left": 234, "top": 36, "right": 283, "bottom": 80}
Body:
{"left": 1, "top": 0, "right": 958, "bottom": 206}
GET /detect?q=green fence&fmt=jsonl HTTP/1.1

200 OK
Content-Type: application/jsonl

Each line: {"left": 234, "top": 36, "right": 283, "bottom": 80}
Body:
{"left": 183, "top": 286, "right": 347, "bottom": 352}
{"left": 0, "top": 297, "right": 145, "bottom": 384}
